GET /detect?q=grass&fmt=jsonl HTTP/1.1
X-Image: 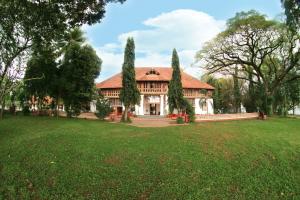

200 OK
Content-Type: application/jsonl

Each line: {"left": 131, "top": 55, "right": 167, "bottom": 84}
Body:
{"left": 0, "top": 116, "right": 299, "bottom": 199}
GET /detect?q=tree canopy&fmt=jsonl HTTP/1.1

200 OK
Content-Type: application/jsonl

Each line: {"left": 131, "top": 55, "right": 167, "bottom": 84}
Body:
{"left": 281, "top": 0, "right": 300, "bottom": 31}
{"left": 0, "top": 0, "right": 125, "bottom": 118}
{"left": 197, "top": 10, "right": 300, "bottom": 114}
{"left": 60, "top": 29, "right": 101, "bottom": 117}
{"left": 168, "top": 49, "right": 184, "bottom": 114}
{"left": 119, "top": 38, "right": 140, "bottom": 122}
{"left": 24, "top": 46, "right": 58, "bottom": 105}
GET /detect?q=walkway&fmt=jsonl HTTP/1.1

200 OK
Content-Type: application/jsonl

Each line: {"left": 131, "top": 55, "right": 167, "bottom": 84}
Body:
{"left": 71, "top": 112, "right": 259, "bottom": 127}
{"left": 195, "top": 112, "right": 259, "bottom": 122}
{"left": 130, "top": 116, "right": 182, "bottom": 128}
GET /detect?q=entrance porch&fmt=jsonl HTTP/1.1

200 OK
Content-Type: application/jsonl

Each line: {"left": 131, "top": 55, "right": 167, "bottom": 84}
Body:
{"left": 135, "top": 95, "right": 167, "bottom": 116}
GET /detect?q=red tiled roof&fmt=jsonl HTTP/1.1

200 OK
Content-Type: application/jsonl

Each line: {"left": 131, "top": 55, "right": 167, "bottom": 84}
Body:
{"left": 96, "top": 67, "right": 214, "bottom": 90}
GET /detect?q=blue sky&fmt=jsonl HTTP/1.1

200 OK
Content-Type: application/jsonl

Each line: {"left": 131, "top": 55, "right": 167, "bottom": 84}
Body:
{"left": 83, "top": 0, "right": 283, "bottom": 81}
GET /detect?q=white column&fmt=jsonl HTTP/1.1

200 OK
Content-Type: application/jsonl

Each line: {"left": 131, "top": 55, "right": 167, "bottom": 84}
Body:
{"left": 90, "top": 101, "right": 96, "bottom": 113}
{"left": 135, "top": 105, "right": 139, "bottom": 115}
{"left": 160, "top": 95, "right": 164, "bottom": 116}
{"left": 139, "top": 95, "right": 144, "bottom": 115}
{"left": 165, "top": 95, "right": 169, "bottom": 114}
{"left": 195, "top": 98, "right": 201, "bottom": 114}
{"left": 207, "top": 98, "right": 214, "bottom": 114}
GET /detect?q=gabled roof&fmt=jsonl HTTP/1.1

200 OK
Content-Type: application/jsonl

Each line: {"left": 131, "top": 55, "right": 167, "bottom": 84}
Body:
{"left": 96, "top": 67, "right": 214, "bottom": 90}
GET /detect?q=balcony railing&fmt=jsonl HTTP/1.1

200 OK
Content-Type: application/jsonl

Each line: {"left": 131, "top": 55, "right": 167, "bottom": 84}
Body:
{"left": 139, "top": 88, "right": 168, "bottom": 94}
{"left": 101, "top": 88, "right": 211, "bottom": 98}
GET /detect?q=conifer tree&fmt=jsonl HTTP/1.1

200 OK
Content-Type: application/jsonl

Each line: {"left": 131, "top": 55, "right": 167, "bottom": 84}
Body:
{"left": 168, "top": 49, "right": 184, "bottom": 114}
{"left": 119, "top": 38, "right": 140, "bottom": 122}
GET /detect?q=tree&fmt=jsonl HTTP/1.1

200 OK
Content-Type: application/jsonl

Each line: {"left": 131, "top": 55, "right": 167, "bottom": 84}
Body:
{"left": 281, "top": 0, "right": 300, "bottom": 31}
{"left": 24, "top": 45, "right": 58, "bottom": 111}
{"left": 0, "top": 0, "right": 125, "bottom": 119}
{"left": 243, "top": 71, "right": 259, "bottom": 112}
{"left": 273, "top": 72, "right": 300, "bottom": 115}
{"left": 202, "top": 75, "right": 222, "bottom": 113}
{"left": 202, "top": 74, "right": 247, "bottom": 113}
{"left": 181, "top": 99, "right": 195, "bottom": 123}
{"left": 197, "top": 10, "right": 300, "bottom": 115}
{"left": 119, "top": 38, "right": 140, "bottom": 122}
{"left": 95, "top": 93, "right": 113, "bottom": 120}
{"left": 168, "top": 49, "right": 184, "bottom": 114}
{"left": 60, "top": 29, "right": 101, "bottom": 117}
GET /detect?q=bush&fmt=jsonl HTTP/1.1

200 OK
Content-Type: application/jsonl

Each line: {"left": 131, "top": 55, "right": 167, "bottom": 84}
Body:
{"left": 176, "top": 116, "right": 184, "bottom": 124}
{"left": 22, "top": 105, "right": 30, "bottom": 116}
{"left": 65, "top": 103, "right": 81, "bottom": 118}
{"left": 95, "top": 95, "right": 113, "bottom": 120}
{"left": 182, "top": 98, "right": 195, "bottom": 123}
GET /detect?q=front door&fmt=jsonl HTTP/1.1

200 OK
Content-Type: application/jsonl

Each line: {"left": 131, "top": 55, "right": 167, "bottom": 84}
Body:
{"left": 150, "top": 104, "right": 157, "bottom": 115}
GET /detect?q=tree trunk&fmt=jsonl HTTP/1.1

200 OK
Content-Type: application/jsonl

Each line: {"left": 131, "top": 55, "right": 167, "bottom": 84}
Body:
{"left": 123, "top": 106, "right": 128, "bottom": 122}
{"left": 0, "top": 98, "right": 6, "bottom": 120}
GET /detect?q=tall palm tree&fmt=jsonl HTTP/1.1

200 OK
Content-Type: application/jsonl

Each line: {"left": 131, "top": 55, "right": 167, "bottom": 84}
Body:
{"left": 58, "top": 27, "right": 85, "bottom": 54}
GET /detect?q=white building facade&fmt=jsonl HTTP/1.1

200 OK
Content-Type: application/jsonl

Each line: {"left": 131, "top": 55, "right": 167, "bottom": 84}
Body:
{"left": 97, "top": 67, "right": 215, "bottom": 116}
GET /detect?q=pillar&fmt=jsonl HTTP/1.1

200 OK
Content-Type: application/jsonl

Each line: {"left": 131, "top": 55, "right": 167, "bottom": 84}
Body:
{"left": 139, "top": 95, "right": 144, "bottom": 115}
{"left": 195, "top": 98, "right": 201, "bottom": 114}
{"left": 160, "top": 95, "right": 164, "bottom": 116}
{"left": 90, "top": 101, "right": 96, "bottom": 113}
{"left": 165, "top": 95, "right": 169, "bottom": 114}
{"left": 207, "top": 98, "right": 214, "bottom": 114}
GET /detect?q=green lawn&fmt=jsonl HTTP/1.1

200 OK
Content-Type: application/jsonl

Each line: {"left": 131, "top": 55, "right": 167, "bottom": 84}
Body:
{"left": 0, "top": 116, "right": 299, "bottom": 199}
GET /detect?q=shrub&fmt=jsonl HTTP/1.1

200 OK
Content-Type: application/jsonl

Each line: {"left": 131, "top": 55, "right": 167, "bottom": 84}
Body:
{"left": 95, "top": 95, "right": 113, "bottom": 120}
{"left": 65, "top": 103, "right": 81, "bottom": 118}
{"left": 182, "top": 98, "right": 195, "bottom": 123}
{"left": 22, "top": 105, "right": 30, "bottom": 116}
{"left": 176, "top": 116, "right": 184, "bottom": 124}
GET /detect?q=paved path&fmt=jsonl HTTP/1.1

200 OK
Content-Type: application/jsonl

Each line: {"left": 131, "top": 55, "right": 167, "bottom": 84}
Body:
{"left": 130, "top": 117, "right": 183, "bottom": 128}
{"left": 195, "top": 112, "right": 259, "bottom": 122}
{"left": 70, "top": 112, "right": 260, "bottom": 127}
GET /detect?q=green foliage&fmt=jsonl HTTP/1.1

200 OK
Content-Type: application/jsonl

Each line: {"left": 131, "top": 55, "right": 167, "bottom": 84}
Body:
{"left": 0, "top": 0, "right": 126, "bottom": 43}
{"left": 0, "top": 0, "right": 125, "bottom": 119}
{"left": 281, "top": 0, "right": 300, "bottom": 31}
{"left": 22, "top": 105, "right": 30, "bottom": 116}
{"left": 197, "top": 10, "right": 300, "bottom": 115}
{"left": 202, "top": 75, "right": 222, "bottom": 113}
{"left": 176, "top": 116, "right": 184, "bottom": 124}
{"left": 95, "top": 94, "right": 113, "bottom": 120}
{"left": 182, "top": 99, "right": 195, "bottom": 123}
{"left": 225, "top": 10, "right": 277, "bottom": 34}
{"left": 243, "top": 72, "right": 258, "bottom": 113}
{"left": 60, "top": 29, "right": 101, "bottom": 117}
{"left": 24, "top": 45, "right": 58, "bottom": 103}
{"left": 168, "top": 49, "right": 184, "bottom": 113}
{"left": 273, "top": 76, "right": 300, "bottom": 116}
{"left": 202, "top": 75, "right": 242, "bottom": 114}
{"left": 119, "top": 38, "right": 140, "bottom": 121}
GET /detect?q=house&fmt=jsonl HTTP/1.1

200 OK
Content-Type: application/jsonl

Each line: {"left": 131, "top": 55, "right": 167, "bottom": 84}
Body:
{"left": 96, "top": 67, "right": 214, "bottom": 116}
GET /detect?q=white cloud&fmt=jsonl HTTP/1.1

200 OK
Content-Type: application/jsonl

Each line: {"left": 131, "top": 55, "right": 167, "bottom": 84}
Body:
{"left": 94, "top": 9, "right": 225, "bottom": 82}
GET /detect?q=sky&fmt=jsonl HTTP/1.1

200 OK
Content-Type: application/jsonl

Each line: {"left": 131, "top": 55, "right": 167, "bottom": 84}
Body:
{"left": 83, "top": 0, "right": 283, "bottom": 82}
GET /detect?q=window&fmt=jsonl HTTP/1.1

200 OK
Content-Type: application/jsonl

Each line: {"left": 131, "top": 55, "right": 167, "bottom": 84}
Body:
{"left": 146, "top": 68, "right": 160, "bottom": 75}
